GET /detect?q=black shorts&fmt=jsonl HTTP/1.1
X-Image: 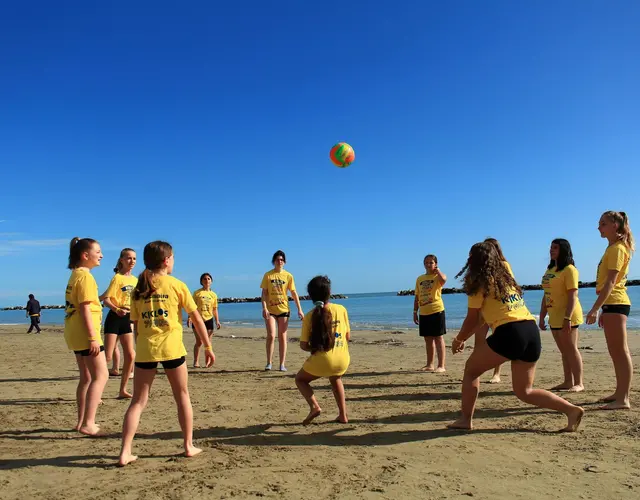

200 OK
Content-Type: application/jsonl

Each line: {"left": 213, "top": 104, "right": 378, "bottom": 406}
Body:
{"left": 135, "top": 356, "right": 186, "bottom": 370}
{"left": 486, "top": 320, "right": 541, "bottom": 363}
{"left": 192, "top": 318, "right": 214, "bottom": 331}
{"left": 550, "top": 325, "right": 580, "bottom": 332}
{"left": 270, "top": 312, "right": 290, "bottom": 318}
{"left": 74, "top": 345, "right": 106, "bottom": 356}
{"left": 419, "top": 311, "right": 446, "bottom": 337}
{"left": 104, "top": 310, "right": 132, "bottom": 335}
{"left": 601, "top": 304, "right": 631, "bottom": 316}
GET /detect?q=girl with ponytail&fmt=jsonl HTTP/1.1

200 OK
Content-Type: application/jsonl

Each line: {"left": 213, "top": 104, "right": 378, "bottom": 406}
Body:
{"left": 586, "top": 211, "right": 635, "bottom": 410}
{"left": 295, "top": 276, "right": 351, "bottom": 425}
{"left": 100, "top": 248, "right": 137, "bottom": 398}
{"left": 119, "top": 241, "right": 215, "bottom": 466}
{"left": 64, "top": 237, "right": 108, "bottom": 435}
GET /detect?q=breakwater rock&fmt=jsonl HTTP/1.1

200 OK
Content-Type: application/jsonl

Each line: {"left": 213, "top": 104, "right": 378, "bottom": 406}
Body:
{"left": 397, "top": 280, "right": 640, "bottom": 296}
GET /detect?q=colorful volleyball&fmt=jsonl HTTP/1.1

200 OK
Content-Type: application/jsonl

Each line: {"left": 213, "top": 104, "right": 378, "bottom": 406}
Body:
{"left": 330, "top": 142, "right": 355, "bottom": 168}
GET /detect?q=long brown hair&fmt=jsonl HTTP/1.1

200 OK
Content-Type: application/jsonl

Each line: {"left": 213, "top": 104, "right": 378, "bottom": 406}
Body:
{"left": 114, "top": 248, "right": 135, "bottom": 273}
{"left": 132, "top": 241, "right": 173, "bottom": 300}
{"left": 484, "top": 238, "right": 506, "bottom": 261}
{"left": 602, "top": 211, "right": 635, "bottom": 253}
{"left": 307, "top": 275, "right": 334, "bottom": 354}
{"left": 456, "top": 242, "right": 522, "bottom": 298}
{"left": 68, "top": 237, "right": 98, "bottom": 269}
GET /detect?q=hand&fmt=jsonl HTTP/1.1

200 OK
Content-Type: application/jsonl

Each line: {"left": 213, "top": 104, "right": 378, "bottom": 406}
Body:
{"left": 413, "top": 311, "right": 419, "bottom": 326}
{"left": 116, "top": 308, "right": 126, "bottom": 317}
{"left": 538, "top": 318, "right": 547, "bottom": 330}
{"left": 298, "top": 310, "right": 304, "bottom": 321}
{"left": 262, "top": 308, "right": 270, "bottom": 320}
{"left": 586, "top": 308, "right": 598, "bottom": 325}
{"left": 451, "top": 337, "right": 465, "bottom": 354}
{"left": 88, "top": 340, "right": 101, "bottom": 356}
{"left": 204, "top": 348, "right": 215, "bottom": 367}
{"left": 187, "top": 318, "right": 192, "bottom": 328}
{"left": 598, "top": 313, "right": 604, "bottom": 328}
{"left": 561, "top": 320, "right": 571, "bottom": 336}
{"left": 216, "top": 321, "right": 221, "bottom": 330}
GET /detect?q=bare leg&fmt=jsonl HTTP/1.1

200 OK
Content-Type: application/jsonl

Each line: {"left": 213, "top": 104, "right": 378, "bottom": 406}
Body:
{"left": 490, "top": 364, "right": 502, "bottom": 384}
{"left": 566, "top": 328, "right": 584, "bottom": 392}
{"left": 420, "top": 337, "right": 435, "bottom": 371}
{"left": 104, "top": 334, "right": 119, "bottom": 375}
{"left": 74, "top": 354, "right": 91, "bottom": 431}
{"left": 550, "top": 330, "right": 574, "bottom": 390}
{"left": 166, "top": 363, "right": 202, "bottom": 457}
{"left": 119, "top": 366, "right": 155, "bottom": 466}
{"left": 264, "top": 315, "right": 276, "bottom": 368}
{"left": 511, "top": 361, "right": 584, "bottom": 431}
{"left": 277, "top": 316, "right": 289, "bottom": 369}
{"left": 329, "top": 376, "right": 348, "bottom": 422}
{"left": 435, "top": 336, "right": 446, "bottom": 372}
{"left": 193, "top": 331, "right": 202, "bottom": 368}
{"left": 448, "top": 340, "right": 509, "bottom": 430}
{"left": 118, "top": 333, "right": 135, "bottom": 398}
{"left": 601, "top": 313, "right": 632, "bottom": 409}
{"left": 79, "top": 350, "right": 109, "bottom": 436}
{"left": 295, "top": 369, "right": 322, "bottom": 424}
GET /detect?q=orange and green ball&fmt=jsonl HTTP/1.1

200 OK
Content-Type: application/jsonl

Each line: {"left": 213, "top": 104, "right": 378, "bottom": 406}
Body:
{"left": 329, "top": 142, "right": 355, "bottom": 168}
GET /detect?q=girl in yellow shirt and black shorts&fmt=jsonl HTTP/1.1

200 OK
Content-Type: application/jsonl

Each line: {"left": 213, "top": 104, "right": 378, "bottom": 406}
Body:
{"left": 295, "top": 275, "right": 351, "bottom": 425}
{"left": 118, "top": 241, "right": 215, "bottom": 467}
{"left": 539, "top": 239, "right": 584, "bottom": 393}
{"left": 64, "top": 237, "right": 109, "bottom": 436}
{"left": 100, "top": 248, "right": 138, "bottom": 398}
{"left": 586, "top": 211, "right": 634, "bottom": 410}
{"left": 448, "top": 241, "right": 584, "bottom": 432}
{"left": 188, "top": 272, "right": 221, "bottom": 368}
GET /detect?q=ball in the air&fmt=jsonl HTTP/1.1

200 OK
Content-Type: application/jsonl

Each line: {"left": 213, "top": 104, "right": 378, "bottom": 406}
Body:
{"left": 330, "top": 142, "right": 355, "bottom": 168}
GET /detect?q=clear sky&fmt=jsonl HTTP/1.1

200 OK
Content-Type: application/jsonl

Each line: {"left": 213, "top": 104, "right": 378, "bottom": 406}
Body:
{"left": 1, "top": 1, "right": 639, "bottom": 306}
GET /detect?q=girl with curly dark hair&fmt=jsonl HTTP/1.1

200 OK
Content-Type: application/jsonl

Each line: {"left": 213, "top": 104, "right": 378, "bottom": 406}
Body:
{"left": 448, "top": 242, "right": 584, "bottom": 432}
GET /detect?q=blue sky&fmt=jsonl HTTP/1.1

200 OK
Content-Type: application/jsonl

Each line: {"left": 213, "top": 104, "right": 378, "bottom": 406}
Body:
{"left": 1, "top": 1, "right": 639, "bottom": 306}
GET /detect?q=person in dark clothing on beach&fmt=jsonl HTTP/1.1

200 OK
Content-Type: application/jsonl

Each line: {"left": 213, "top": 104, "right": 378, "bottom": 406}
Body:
{"left": 26, "top": 294, "right": 42, "bottom": 333}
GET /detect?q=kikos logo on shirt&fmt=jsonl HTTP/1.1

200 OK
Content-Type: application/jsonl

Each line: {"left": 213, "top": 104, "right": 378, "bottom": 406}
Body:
{"left": 270, "top": 279, "right": 286, "bottom": 286}
{"left": 141, "top": 308, "right": 169, "bottom": 319}
{"left": 120, "top": 285, "right": 134, "bottom": 293}
{"left": 501, "top": 293, "right": 523, "bottom": 305}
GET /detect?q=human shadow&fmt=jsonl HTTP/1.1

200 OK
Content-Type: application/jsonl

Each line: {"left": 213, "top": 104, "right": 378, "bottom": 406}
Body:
{"left": 0, "top": 376, "right": 77, "bottom": 383}
{"left": 0, "top": 398, "right": 76, "bottom": 406}
{"left": 280, "top": 381, "right": 457, "bottom": 391}
{"left": 0, "top": 452, "right": 179, "bottom": 471}
{"left": 346, "top": 390, "right": 514, "bottom": 403}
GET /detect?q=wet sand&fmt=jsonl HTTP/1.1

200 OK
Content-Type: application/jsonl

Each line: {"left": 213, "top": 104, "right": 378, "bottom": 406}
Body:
{"left": 1, "top": 324, "right": 639, "bottom": 499}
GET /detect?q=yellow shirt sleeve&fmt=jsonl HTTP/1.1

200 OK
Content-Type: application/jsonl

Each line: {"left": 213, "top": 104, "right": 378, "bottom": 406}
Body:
{"left": 300, "top": 312, "right": 311, "bottom": 342}
{"left": 288, "top": 274, "right": 296, "bottom": 292}
{"left": 77, "top": 274, "right": 99, "bottom": 304}
{"left": 260, "top": 274, "right": 268, "bottom": 289}
{"left": 212, "top": 293, "right": 218, "bottom": 309}
{"left": 468, "top": 293, "right": 484, "bottom": 309}
{"left": 103, "top": 275, "right": 120, "bottom": 301}
{"left": 180, "top": 282, "right": 198, "bottom": 315}
{"left": 565, "top": 266, "right": 579, "bottom": 290}
{"left": 607, "top": 245, "right": 627, "bottom": 271}
{"left": 414, "top": 277, "right": 420, "bottom": 300}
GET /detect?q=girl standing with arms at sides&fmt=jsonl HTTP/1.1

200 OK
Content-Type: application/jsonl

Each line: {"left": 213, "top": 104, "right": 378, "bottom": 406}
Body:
{"left": 119, "top": 241, "right": 215, "bottom": 467}
{"left": 539, "top": 239, "right": 584, "bottom": 392}
{"left": 260, "top": 250, "right": 304, "bottom": 372}
{"left": 413, "top": 254, "right": 447, "bottom": 372}
{"left": 474, "top": 237, "right": 511, "bottom": 384}
{"left": 188, "top": 272, "right": 221, "bottom": 368}
{"left": 586, "top": 211, "right": 634, "bottom": 410}
{"left": 100, "top": 248, "right": 137, "bottom": 398}
{"left": 64, "top": 237, "right": 109, "bottom": 435}
{"left": 295, "top": 276, "right": 351, "bottom": 425}
{"left": 448, "top": 242, "right": 584, "bottom": 432}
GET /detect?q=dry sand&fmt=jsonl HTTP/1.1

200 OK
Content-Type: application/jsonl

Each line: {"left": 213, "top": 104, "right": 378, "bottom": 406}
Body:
{"left": 0, "top": 324, "right": 639, "bottom": 500}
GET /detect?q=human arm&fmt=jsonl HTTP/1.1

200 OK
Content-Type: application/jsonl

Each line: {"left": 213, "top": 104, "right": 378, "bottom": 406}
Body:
{"left": 300, "top": 341, "right": 312, "bottom": 352}
{"left": 261, "top": 288, "right": 270, "bottom": 320}
{"left": 433, "top": 267, "right": 447, "bottom": 286}
{"left": 451, "top": 308, "right": 482, "bottom": 354}
{"left": 213, "top": 307, "right": 221, "bottom": 329}
{"left": 103, "top": 296, "right": 127, "bottom": 317}
{"left": 189, "top": 310, "right": 215, "bottom": 366}
{"left": 586, "top": 269, "right": 618, "bottom": 324}
{"left": 413, "top": 295, "right": 419, "bottom": 325}
{"left": 562, "top": 289, "right": 578, "bottom": 334}
{"left": 291, "top": 290, "right": 304, "bottom": 320}
{"left": 79, "top": 302, "right": 101, "bottom": 356}
{"left": 539, "top": 296, "right": 548, "bottom": 330}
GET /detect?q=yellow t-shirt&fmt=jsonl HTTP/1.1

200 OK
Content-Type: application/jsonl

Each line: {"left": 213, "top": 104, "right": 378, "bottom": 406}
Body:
{"left": 260, "top": 269, "right": 296, "bottom": 315}
{"left": 596, "top": 242, "right": 632, "bottom": 305}
{"left": 193, "top": 288, "right": 218, "bottom": 321}
{"left": 415, "top": 273, "right": 444, "bottom": 315}
{"left": 64, "top": 269, "right": 103, "bottom": 350}
{"left": 541, "top": 265, "right": 584, "bottom": 328}
{"left": 468, "top": 286, "right": 534, "bottom": 331}
{"left": 503, "top": 261, "right": 514, "bottom": 277}
{"left": 130, "top": 275, "right": 197, "bottom": 362}
{"left": 300, "top": 303, "right": 350, "bottom": 377}
{"left": 103, "top": 274, "right": 138, "bottom": 310}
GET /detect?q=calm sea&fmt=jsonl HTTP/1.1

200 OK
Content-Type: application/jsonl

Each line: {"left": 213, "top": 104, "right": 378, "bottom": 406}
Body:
{"left": 2, "top": 288, "right": 640, "bottom": 330}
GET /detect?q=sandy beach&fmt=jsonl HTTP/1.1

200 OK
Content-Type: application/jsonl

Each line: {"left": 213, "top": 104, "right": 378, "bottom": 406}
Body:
{"left": 1, "top": 324, "right": 639, "bottom": 499}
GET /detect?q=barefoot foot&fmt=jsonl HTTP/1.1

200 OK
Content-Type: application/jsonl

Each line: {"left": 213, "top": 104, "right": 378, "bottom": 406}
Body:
{"left": 599, "top": 400, "right": 631, "bottom": 410}
{"left": 334, "top": 415, "right": 348, "bottom": 423}
{"left": 561, "top": 406, "right": 585, "bottom": 432}
{"left": 78, "top": 424, "right": 102, "bottom": 436}
{"left": 117, "top": 391, "right": 133, "bottom": 399}
{"left": 551, "top": 383, "right": 573, "bottom": 391}
{"left": 419, "top": 365, "right": 435, "bottom": 372}
{"left": 303, "top": 407, "right": 322, "bottom": 426}
{"left": 599, "top": 394, "right": 616, "bottom": 403}
{"left": 447, "top": 418, "right": 472, "bottom": 430}
{"left": 109, "top": 370, "right": 120, "bottom": 377}
{"left": 567, "top": 385, "right": 584, "bottom": 393}
{"left": 118, "top": 453, "right": 138, "bottom": 467}
{"left": 185, "top": 445, "right": 203, "bottom": 458}
{"left": 435, "top": 367, "right": 446, "bottom": 373}
{"left": 489, "top": 375, "right": 501, "bottom": 384}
